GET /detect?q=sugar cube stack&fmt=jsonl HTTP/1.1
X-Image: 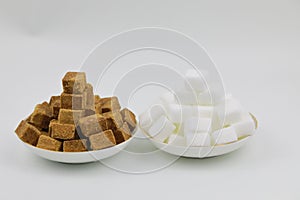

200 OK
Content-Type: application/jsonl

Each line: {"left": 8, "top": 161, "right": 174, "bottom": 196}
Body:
{"left": 15, "top": 71, "right": 137, "bottom": 152}
{"left": 139, "top": 69, "right": 257, "bottom": 147}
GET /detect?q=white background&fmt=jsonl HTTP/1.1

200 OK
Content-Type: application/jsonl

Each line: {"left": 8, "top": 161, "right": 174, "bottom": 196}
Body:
{"left": 0, "top": 0, "right": 299, "bottom": 199}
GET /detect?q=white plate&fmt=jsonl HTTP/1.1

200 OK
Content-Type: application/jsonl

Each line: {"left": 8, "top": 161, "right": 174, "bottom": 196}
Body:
{"left": 22, "top": 136, "right": 134, "bottom": 164}
{"left": 147, "top": 136, "right": 251, "bottom": 158}
{"left": 142, "top": 113, "right": 258, "bottom": 158}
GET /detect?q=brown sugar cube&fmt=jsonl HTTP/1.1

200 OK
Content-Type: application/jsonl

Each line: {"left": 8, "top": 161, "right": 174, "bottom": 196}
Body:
{"left": 25, "top": 114, "right": 32, "bottom": 122}
{"left": 36, "top": 135, "right": 62, "bottom": 151}
{"left": 95, "top": 96, "right": 105, "bottom": 114}
{"left": 103, "top": 111, "right": 123, "bottom": 131}
{"left": 63, "top": 139, "right": 88, "bottom": 152}
{"left": 94, "top": 95, "right": 101, "bottom": 105}
{"left": 49, "top": 96, "right": 61, "bottom": 119}
{"left": 29, "top": 102, "right": 53, "bottom": 130}
{"left": 62, "top": 72, "right": 87, "bottom": 94}
{"left": 84, "top": 109, "right": 96, "bottom": 117}
{"left": 41, "top": 131, "right": 51, "bottom": 137}
{"left": 83, "top": 85, "right": 96, "bottom": 116}
{"left": 84, "top": 83, "right": 95, "bottom": 107}
{"left": 78, "top": 114, "right": 108, "bottom": 137}
{"left": 48, "top": 119, "right": 58, "bottom": 134}
{"left": 99, "top": 96, "right": 121, "bottom": 113}
{"left": 95, "top": 104, "right": 102, "bottom": 114}
{"left": 58, "top": 109, "right": 84, "bottom": 125}
{"left": 120, "top": 108, "right": 137, "bottom": 131}
{"left": 61, "top": 93, "right": 85, "bottom": 110}
{"left": 15, "top": 120, "right": 41, "bottom": 146}
{"left": 89, "top": 130, "right": 116, "bottom": 150}
{"left": 114, "top": 122, "right": 132, "bottom": 144}
{"left": 71, "top": 127, "right": 82, "bottom": 140}
{"left": 51, "top": 122, "right": 76, "bottom": 140}
{"left": 122, "top": 122, "right": 131, "bottom": 133}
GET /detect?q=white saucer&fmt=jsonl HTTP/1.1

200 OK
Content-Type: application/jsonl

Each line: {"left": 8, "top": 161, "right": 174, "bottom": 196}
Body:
{"left": 147, "top": 136, "right": 251, "bottom": 158}
{"left": 22, "top": 136, "right": 134, "bottom": 164}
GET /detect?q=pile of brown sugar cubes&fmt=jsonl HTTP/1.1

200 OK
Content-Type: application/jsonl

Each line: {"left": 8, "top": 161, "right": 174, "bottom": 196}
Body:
{"left": 15, "top": 72, "right": 137, "bottom": 152}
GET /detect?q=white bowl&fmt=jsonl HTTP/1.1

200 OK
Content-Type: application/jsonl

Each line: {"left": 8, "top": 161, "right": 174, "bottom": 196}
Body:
{"left": 142, "top": 113, "right": 258, "bottom": 158}
{"left": 22, "top": 136, "right": 134, "bottom": 164}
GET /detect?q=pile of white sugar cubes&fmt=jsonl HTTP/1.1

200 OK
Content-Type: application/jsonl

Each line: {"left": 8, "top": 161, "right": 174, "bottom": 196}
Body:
{"left": 139, "top": 69, "right": 257, "bottom": 147}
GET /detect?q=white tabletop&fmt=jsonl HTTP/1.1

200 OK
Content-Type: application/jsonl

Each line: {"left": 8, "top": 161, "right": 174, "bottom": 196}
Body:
{"left": 1, "top": 0, "right": 299, "bottom": 200}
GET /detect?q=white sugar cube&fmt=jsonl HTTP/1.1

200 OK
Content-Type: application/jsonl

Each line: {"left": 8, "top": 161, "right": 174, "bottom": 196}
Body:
{"left": 210, "top": 113, "right": 222, "bottom": 131}
{"left": 139, "top": 110, "right": 153, "bottom": 130}
{"left": 212, "top": 127, "right": 238, "bottom": 145}
{"left": 167, "top": 134, "right": 186, "bottom": 146}
{"left": 139, "top": 103, "right": 167, "bottom": 130}
{"left": 165, "top": 104, "right": 213, "bottom": 123}
{"left": 184, "top": 69, "right": 208, "bottom": 92}
{"left": 197, "top": 90, "right": 213, "bottom": 106}
{"left": 184, "top": 117, "right": 212, "bottom": 134}
{"left": 149, "top": 103, "right": 166, "bottom": 121}
{"left": 148, "top": 115, "right": 176, "bottom": 143}
{"left": 173, "top": 123, "right": 184, "bottom": 135}
{"left": 232, "top": 114, "right": 255, "bottom": 138}
{"left": 173, "top": 88, "right": 214, "bottom": 106}
{"left": 217, "top": 97, "right": 244, "bottom": 126}
{"left": 165, "top": 104, "right": 187, "bottom": 123}
{"left": 160, "top": 92, "right": 176, "bottom": 105}
{"left": 194, "top": 106, "right": 214, "bottom": 118}
{"left": 174, "top": 90, "right": 199, "bottom": 105}
{"left": 186, "top": 133, "right": 211, "bottom": 147}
